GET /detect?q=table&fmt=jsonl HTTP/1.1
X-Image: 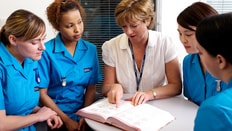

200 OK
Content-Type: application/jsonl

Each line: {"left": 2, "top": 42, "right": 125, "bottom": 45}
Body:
{"left": 85, "top": 95, "right": 199, "bottom": 131}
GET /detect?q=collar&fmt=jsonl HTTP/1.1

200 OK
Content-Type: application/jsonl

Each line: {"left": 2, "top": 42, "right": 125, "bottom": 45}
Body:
{"left": 53, "top": 33, "right": 87, "bottom": 53}
{"left": 0, "top": 42, "right": 33, "bottom": 66}
{"left": 119, "top": 30, "right": 156, "bottom": 50}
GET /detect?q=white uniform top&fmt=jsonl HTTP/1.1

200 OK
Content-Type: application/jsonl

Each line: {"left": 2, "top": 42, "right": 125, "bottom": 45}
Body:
{"left": 102, "top": 30, "right": 177, "bottom": 93}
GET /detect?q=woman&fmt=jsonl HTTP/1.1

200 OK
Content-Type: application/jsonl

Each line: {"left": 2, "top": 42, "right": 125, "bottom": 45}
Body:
{"left": 194, "top": 12, "right": 232, "bottom": 131}
{"left": 0, "top": 9, "right": 62, "bottom": 131}
{"left": 38, "top": 0, "right": 102, "bottom": 130}
{"left": 177, "top": 2, "right": 227, "bottom": 105}
{"left": 102, "top": 0, "right": 182, "bottom": 107}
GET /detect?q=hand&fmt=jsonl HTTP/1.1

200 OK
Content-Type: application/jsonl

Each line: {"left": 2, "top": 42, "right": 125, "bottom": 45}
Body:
{"left": 64, "top": 118, "right": 79, "bottom": 131}
{"left": 35, "top": 106, "right": 57, "bottom": 122}
{"left": 131, "top": 92, "right": 150, "bottom": 106}
{"left": 107, "top": 84, "right": 123, "bottom": 108}
{"left": 78, "top": 118, "right": 86, "bottom": 131}
{"left": 47, "top": 115, "right": 63, "bottom": 129}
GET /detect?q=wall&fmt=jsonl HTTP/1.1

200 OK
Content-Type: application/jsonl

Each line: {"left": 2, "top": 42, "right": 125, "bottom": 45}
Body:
{"left": 0, "top": 0, "right": 55, "bottom": 40}
{"left": 158, "top": 0, "right": 200, "bottom": 62}
{"left": 0, "top": 0, "right": 200, "bottom": 61}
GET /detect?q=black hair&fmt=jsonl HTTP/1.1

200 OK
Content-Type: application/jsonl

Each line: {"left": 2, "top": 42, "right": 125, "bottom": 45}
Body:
{"left": 177, "top": 2, "right": 218, "bottom": 31}
{"left": 196, "top": 12, "right": 232, "bottom": 63}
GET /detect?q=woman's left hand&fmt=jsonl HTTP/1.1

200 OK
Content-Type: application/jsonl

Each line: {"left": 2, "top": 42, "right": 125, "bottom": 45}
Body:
{"left": 130, "top": 91, "right": 151, "bottom": 106}
{"left": 47, "top": 115, "right": 63, "bottom": 130}
{"left": 78, "top": 118, "right": 86, "bottom": 131}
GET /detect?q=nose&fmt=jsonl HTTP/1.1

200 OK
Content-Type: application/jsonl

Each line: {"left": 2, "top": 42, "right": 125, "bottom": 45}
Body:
{"left": 124, "top": 27, "right": 133, "bottom": 35}
{"left": 38, "top": 40, "right": 46, "bottom": 51}
{"left": 179, "top": 35, "right": 187, "bottom": 44}
{"left": 74, "top": 24, "right": 80, "bottom": 33}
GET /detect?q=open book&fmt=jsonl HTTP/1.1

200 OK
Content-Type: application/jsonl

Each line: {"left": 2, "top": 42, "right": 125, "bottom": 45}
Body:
{"left": 76, "top": 98, "right": 175, "bottom": 131}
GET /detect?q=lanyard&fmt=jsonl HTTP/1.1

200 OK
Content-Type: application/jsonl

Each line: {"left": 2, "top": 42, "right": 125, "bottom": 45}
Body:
{"left": 129, "top": 42, "right": 146, "bottom": 91}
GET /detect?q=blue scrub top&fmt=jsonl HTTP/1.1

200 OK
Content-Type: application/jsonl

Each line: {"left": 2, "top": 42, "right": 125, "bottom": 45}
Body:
{"left": 0, "top": 42, "right": 40, "bottom": 131}
{"left": 38, "top": 33, "right": 102, "bottom": 121}
{"left": 194, "top": 80, "right": 232, "bottom": 131}
{"left": 183, "top": 54, "right": 227, "bottom": 105}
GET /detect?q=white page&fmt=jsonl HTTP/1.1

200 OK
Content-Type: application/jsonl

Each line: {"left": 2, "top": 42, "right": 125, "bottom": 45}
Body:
{"left": 81, "top": 98, "right": 134, "bottom": 120}
{"left": 110, "top": 104, "right": 175, "bottom": 131}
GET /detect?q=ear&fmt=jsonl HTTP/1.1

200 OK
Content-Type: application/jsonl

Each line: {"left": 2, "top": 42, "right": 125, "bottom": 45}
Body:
{"left": 8, "top": 34, "right": 17, "bottom": 46}
{"left": 217, "top": 54, "right": 227, "bottom": 69}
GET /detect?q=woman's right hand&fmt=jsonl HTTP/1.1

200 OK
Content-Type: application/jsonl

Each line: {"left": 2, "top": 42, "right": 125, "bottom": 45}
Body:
{"left": 107, "top": 84, "right": 123, "bottom": 108}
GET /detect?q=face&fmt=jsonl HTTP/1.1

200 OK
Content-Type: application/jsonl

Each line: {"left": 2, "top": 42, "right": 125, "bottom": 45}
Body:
{"left": 177, "top": 25, "right": 199, "bottom": 54}
{"left": 13, "top": 33, "right": 46, "bottom": 61}
{"left": 59, "top": 9, "right": 84, "bottom": 44}
{"left": 196, "top": 43, "right": 220, "bottom": 79}
{"left": 121, "top": 20, "right": 149, "bottom": 44}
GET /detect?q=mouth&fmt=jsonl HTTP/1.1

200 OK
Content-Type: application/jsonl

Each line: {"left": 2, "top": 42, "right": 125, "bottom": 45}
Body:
{"left": 36, "top": 52, "right": 43, "bottom": 56}
{"left": 129, "top": 35, "right": 136, "bottom": 38}
{"left": 74, "top": 34, "right": 81, "bottom": 39}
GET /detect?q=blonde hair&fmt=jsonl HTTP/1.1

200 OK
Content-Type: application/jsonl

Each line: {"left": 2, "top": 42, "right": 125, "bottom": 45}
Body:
{"left": 0, "top": 9, "right": 46, "bottom": 46}
{"left": 114, "top": 0, "right": 156, "bottom": 29}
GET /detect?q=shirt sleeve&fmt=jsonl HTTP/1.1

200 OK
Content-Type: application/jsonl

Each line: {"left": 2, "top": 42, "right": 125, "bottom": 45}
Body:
{"left": 194, "top": 103, "right": 230, "bottom": 131}
{"left": 88, "top": 47, "right": 102, "bottom": 84}
{"left": 163, "top": 35, "right": 178, "bottom": 63}
{"left": 0, "top": 67, "right": 5, "bottom": 110}
{"left": 38, "top": 51, "right": 51, "bottom": 88}
{"left": 102, "top": 40, "right": 116, "bottom": 67}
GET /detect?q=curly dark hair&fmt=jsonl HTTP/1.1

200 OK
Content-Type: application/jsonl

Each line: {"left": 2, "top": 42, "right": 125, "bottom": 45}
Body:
{"left": 46, "top": 0, "right": 86, "bottom": 31}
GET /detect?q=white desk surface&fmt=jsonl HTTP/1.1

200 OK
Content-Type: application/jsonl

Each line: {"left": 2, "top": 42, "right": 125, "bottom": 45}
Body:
{"left": 85, "top": 95, "right": 199, "bottom": 131}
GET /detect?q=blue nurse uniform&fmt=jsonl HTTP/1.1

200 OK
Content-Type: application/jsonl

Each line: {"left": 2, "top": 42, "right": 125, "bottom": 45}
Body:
{"left": 183, "top": 54, "right": 227, "bottom": 105}
{"left": 194, "top": 80, "right": 232, "bottom": 131}
{"left": 0, "top": 42, "right": 40, "bottom": 131}
{"left": 38, "top": 33, "right": 102, "bottom": 121}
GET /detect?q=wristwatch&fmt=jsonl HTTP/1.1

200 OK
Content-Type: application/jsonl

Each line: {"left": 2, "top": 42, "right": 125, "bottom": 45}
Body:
{"left": 152, "top": 89, "right": 157, "bottom": 99}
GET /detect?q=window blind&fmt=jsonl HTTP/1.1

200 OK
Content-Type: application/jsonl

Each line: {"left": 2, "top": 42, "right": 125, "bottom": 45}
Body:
{"left": 207, "top": 0, "right": 232, "bottom": 13}
{"left": 79, "top": 0, "right": 122, "bottom": 93}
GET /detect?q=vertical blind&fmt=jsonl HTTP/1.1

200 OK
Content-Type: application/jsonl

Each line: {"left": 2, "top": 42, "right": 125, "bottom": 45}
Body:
{"left": 207, "top": 0, "right": 232, "bottom": 13}
{"left": 79, "top": 0, "right": 122, "bottom": 93}
{"left": 79, "top": 0, "right": 156, "bottom": 93}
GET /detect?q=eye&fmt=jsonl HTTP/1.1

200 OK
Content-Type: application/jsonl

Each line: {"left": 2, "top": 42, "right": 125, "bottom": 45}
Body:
{"left": 185, "top": 30, "right": 195, "bottom": 37}
{"left": 66, "top": 24, "right": 73, "bottom": 28}
{"left": 31, "top": 41, "right": 40, "bottom": 45}
{"left": 131, "top": 24, "right": 138, "bottom": 28}
{"left": 77, "top": 20, "right": 82, "bottom": 24}
{"left": 185, "top": 33, "right": 194, "bottom": 37}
